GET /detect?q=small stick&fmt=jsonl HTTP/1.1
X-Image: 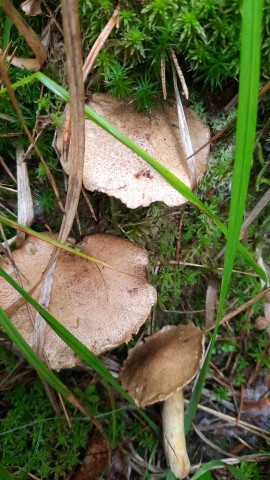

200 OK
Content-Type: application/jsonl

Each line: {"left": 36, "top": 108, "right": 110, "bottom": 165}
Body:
{"left": 170, "top": 49, "right": 189, "bottom": 100}
{"left": 185, "top": 78, "right": 270, "bottom": 162}
{"left": 161, "top": 55, "right": 167, "bottom": 100}
{"left": 205, "top": 286, "right": 270, "bottom": 332}
{"left": 0, "top": 155, "right": 17, "bottom": 183}
{"left": 83, "top": 2, "right": 121, "bottom": 83}
{"left": 184, "top": 399, "right": 270, "bottom": 439}
{"left": 237, "top": 383, "right": 245, "bottom": 424}
{"left": 82, "top": 186, "right": 97, "bottom": 221}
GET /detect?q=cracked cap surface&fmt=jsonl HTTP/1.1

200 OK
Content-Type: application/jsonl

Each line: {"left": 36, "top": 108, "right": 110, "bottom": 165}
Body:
{"left": 56, "top": 94, "right": 210, "bottom": 208}
{"left": 0, "top": 234, "right": 157, "bottom": 370}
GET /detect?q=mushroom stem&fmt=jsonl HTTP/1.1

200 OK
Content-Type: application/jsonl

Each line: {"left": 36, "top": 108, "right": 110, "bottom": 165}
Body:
{"left": 162, "top": 389, "right": 190, "bottom": 479}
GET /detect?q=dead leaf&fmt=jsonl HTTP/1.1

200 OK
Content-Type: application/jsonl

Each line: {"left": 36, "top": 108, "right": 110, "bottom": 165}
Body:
{"left": 21, "top": 0, "right": 42, "bottom": 16}
{"left": 108, "top": 449, "right": 130, "bottom": 480}
{"left": 75, "top": 433, "right": 109, "bottom": 480}
{"left": 1, "top": 0, "right": 46, "bottom": 70}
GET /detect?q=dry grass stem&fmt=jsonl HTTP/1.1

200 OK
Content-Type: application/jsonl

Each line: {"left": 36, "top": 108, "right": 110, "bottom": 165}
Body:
{"left": 205, "top": 280, "right": 218, "bottom": 327}
{"left": 189, "top": 454, "right": 270, "bottom": 473}
{"left": 81, "top": 186, "right": 97, "bottom": 221}
{"left": 1, "top": 0, "right": 47, "bottom": 70}
{"left": 0, "top": 56, "right": 65, "bottom": 212}
{"left": 172, "top": 63, "right": 197, "bottom": 188}
{"left": 170, "top": 49, "right": 189, "bottom": 100}
{"left": 83, "top": 1, "right": 121, "bottom": 83}
{"left": 15, "top": 143, "right": 34, "bottom": 248}
{"left": 0, "top": 155, "right": 17, "bottom": 183}
{"left": 185, "top": 79, "right": 270, "bottom": 162}
{"left": 184, "top": 400, "right": 270, "bottom": 440}
{"left": 161, "top": 55, "right": 167, "bottom": 100}
{"left": 193, "top": 424, "right": 239, "bottom": 458}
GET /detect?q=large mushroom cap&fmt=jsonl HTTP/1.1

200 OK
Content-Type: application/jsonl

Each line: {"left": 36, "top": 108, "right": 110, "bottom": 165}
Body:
{"left": 119, "top": 323, "right": 204, "bottom": 408}
{"left": 56, "top": 94, "right": 210, "bottom": 208}
{"left": 0, "top": 234, "right": 157, "bottom": 370}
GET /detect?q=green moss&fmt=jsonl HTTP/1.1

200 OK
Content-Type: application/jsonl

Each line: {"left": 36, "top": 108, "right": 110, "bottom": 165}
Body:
{"left": 0, "top": 375, "right": 92, "bottom": 479}
{"left": 79, "top": 0, "right": 270, "bottom": 107}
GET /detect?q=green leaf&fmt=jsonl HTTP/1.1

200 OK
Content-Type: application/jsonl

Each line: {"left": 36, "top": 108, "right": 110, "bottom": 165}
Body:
{"left": 185, "top": 0, "right": 263, "bottom": 433}
{"left": 0, "top": 465, "right": 14, "bottom": 480}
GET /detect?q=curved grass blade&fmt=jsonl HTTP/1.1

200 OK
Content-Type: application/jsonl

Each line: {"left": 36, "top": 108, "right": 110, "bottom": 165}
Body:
{"left": 0, "top": 267, "right": 159, "bottom": 435}
{"left": 185, "top": 0, "right": 263, "bottom": 433}
{"left": 0, "top": 216, "right": 138, "bottom": 279}
{"left": 191, "top": 460, "right": 249, "bottom": 480}
{"left": 0, "top": 74, "right": 266, "bottom": 281}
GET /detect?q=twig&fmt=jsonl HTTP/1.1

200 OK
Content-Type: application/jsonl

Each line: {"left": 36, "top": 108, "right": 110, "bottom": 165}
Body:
{"left": 83, "top": 2, "right": 121, "bottom": 83}
{"left": 161, "top": 55, "right": 167, "bottom": 100}
{"left": 82, "top": 186, "right": 97, "bottom": 221}
{"left": 185, "top": 78, "right": 270, "bottom": 162}
{"left": 170, "top": 49, "right": 189, "bottom": 100}
{"left": 0, "top": 155, "right": 17, "bottom": 183}
{"left": 237, "top": 383, "right": 245, "bottom": 424}
{"left": 193, "top": 424, "right": 239, "bottom": 458}
{"left": 184, "top": 399, "right": 270, "bottom": 440}
{"left": 189, "top": 454, "right": 270, "bottom": 473}
{"left": 205, "top": 286, "right": 270, "bottom": 332}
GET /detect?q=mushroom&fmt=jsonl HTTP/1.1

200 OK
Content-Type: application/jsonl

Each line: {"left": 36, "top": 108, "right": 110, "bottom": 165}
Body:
{"left": 119, "top": 323, "right": 205, "bottom": 479}
{"left": 56, "top": 94, "right": 210, "bottom": 208}
{"left": 0, "top": 234, "right": 157, "bottom": 370}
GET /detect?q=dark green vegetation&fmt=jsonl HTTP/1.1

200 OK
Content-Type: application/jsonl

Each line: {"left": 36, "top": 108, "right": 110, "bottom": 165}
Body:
{"left": 1, "top": 1, "right": 270, "bottom": 479}
{"left": 80, "top": 0, "right": 270, "bottom": 101}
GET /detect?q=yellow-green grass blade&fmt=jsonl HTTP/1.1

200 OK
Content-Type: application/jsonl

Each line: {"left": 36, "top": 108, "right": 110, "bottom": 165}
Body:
{"left": 0, "top": 74, "right": 266, "bottom": 282}
{"left": 0, "top": 267, "right": 159, "bottom": 435}
{"left": 0, "top": 216, "right": 138, "bottom": 278}
{"left": 185, "top": 0, "right": 263, "bottom": 433}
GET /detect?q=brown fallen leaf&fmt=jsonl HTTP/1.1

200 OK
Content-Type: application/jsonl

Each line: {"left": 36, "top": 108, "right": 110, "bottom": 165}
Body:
{"left": 2, "top": 0, "right": 46, "bottom": 71}
{"left": 75, "top": 433, "right": 109, "bottom": 480}
{"left": 21, "top": 0, "right": 42, "bottom": 16}
{"left": 108, "top": 448, "right": 130, "bottom": 480}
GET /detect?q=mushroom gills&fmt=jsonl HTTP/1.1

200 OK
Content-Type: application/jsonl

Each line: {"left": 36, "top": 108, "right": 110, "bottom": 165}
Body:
{"left": 162, "top": 389, "right": 190, "bottom": 479}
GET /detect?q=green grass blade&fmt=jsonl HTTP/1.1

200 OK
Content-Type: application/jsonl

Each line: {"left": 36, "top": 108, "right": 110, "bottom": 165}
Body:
{"left": 0, "top": 74, "right": 266, "bottom": 281}
{"left": 0, "top": 267, "right": 159, "bottom": 435}
{"left": 3, "top": 13, "right": 12, "bottom": 50}
{"left": 185, "top": 0, "right": 263, "bottom": 433}
{"left": 0, "top": 216, "right": 135, "bottom": 277}
{"left": 0, "top": 307, "right": 82, "bottom": 400}
{"left": 190, "top": 460, "right": 249, "bottom": 480}
{"left": 0, "top": 465, "right": 14, "bottom": 480}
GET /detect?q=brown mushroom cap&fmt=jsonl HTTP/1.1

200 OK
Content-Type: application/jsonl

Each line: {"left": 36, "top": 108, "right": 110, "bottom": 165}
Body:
{"left": 56, "top": 94, "right": 210, "bottom": 208}
{"left": 119, "top": 323, "right": 204, "bottom": 408}
{"left": 0, "top": 234, "right": 157, "bottom": 370}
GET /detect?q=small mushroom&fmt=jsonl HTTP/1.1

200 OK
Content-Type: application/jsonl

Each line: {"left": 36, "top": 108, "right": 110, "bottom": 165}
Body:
{"left": 56, "top": 94, "right": 210, "bottom": 208}
{"left": 0, "top": 234, "right": 156, "bottom": 370}
{"left": 119, "top": 323, "right": 205, "bottom": 479}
